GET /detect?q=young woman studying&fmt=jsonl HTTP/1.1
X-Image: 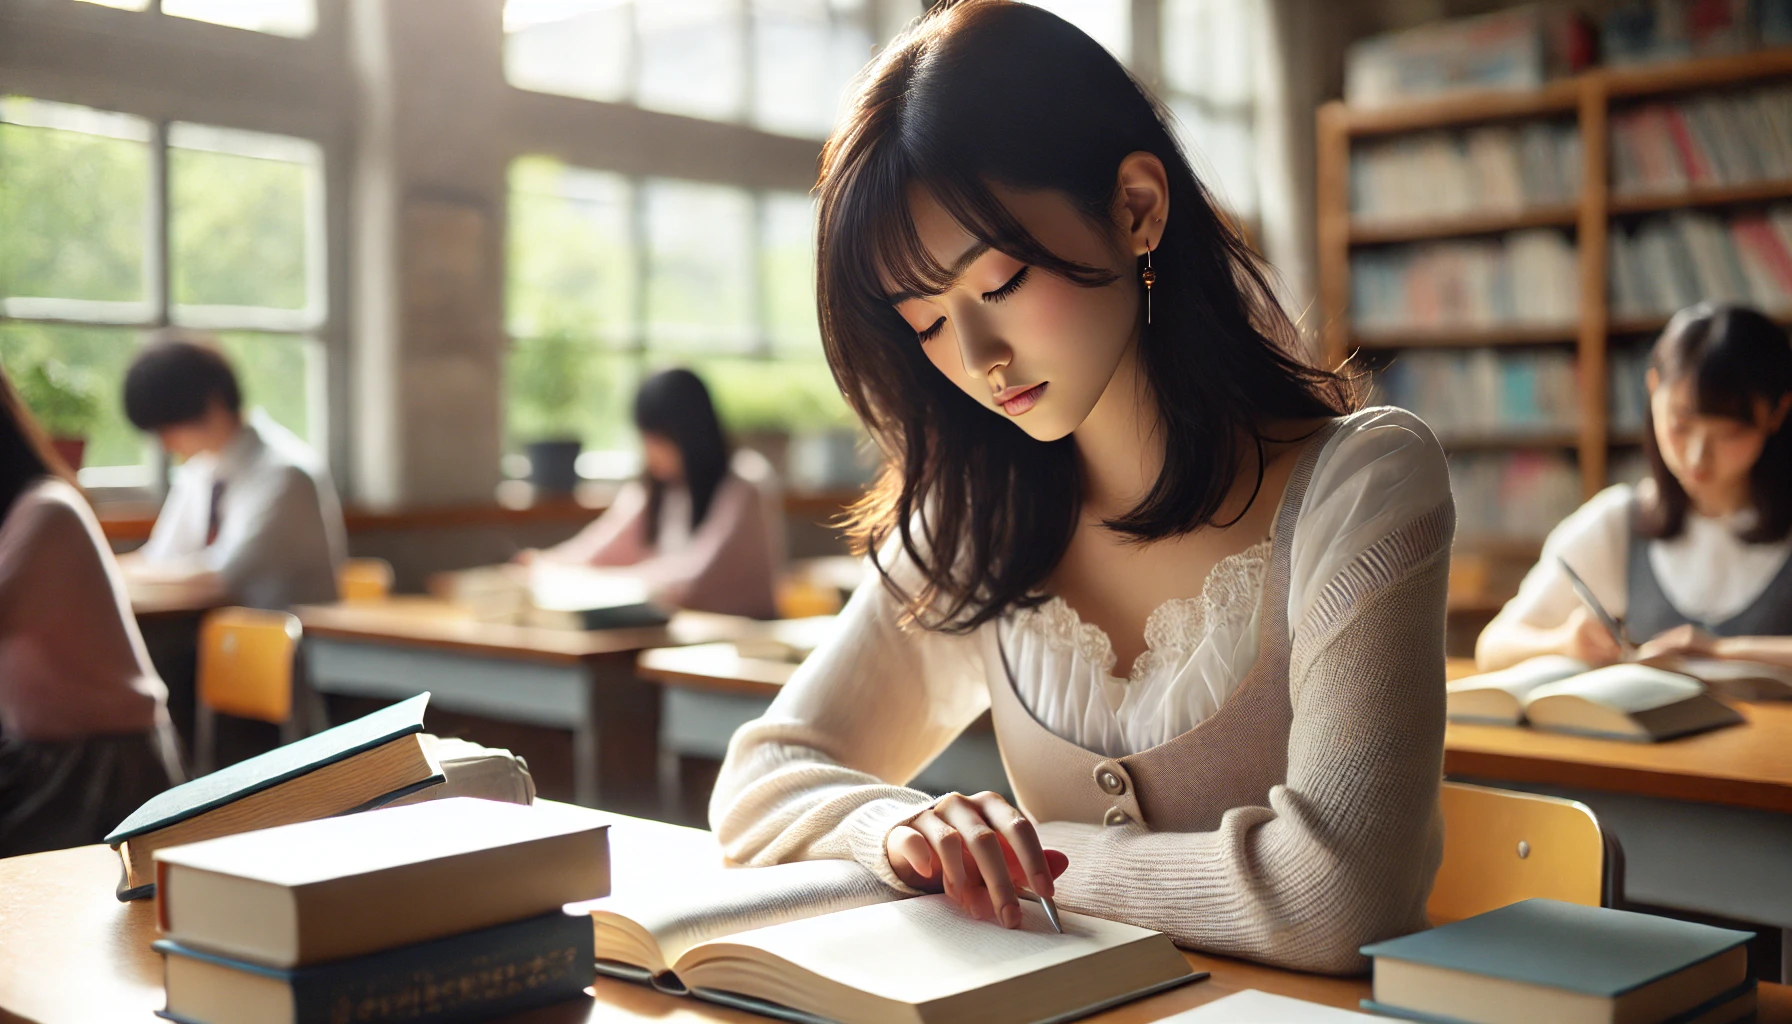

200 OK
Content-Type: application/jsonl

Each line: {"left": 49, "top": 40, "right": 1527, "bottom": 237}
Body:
{"left": 523, "top": 368, "right": 780, "bottom": 620}
{"left": 1478, "top": 303, "right": 1792, "bottom": 672}
{"left": 709, "top": 0, "right": 1454, "bottom": 974}
{"left": 0, "top": 368, "right": 183, "bottom": 856}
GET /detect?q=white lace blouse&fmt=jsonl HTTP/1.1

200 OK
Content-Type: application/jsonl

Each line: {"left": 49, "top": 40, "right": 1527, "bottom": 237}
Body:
{"left": 999, "top": 407, "right": 1450, "bottom": 758}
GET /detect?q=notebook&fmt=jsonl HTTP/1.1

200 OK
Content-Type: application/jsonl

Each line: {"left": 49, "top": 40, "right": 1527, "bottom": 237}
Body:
{"left": 577, "top": 858, "right": 1202, "bottom": 1024}
{"left": 1359, "top": 899, "right": 1755, "bottom": 1024}
{"left": 105, "top": 694, "right": 442, "bottom": 900}
{"left": 155, "top": 910, "right": 594, "bottom": 1024}
{"left": 1445, "top": 657, "right": 1744, "bottom": 740}
{"left": 156, "top": 798, "right": 611, "bottom": 968}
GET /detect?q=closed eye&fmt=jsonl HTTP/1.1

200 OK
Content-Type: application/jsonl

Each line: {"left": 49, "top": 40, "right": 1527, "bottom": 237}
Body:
{"left": 981, "top": 266, "right": 1030, "bottom": 303}
{"left": 916, "top": 316, "right": 946, "bottom": 343}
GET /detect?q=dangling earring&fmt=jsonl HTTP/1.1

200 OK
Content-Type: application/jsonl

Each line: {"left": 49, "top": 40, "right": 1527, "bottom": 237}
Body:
{"left": 1141, "top": 245, "right": 1157, "bottom": 325}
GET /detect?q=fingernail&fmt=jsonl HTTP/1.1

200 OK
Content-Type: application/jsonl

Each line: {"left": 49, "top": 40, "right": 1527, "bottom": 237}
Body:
{"left": 1033, "top": 871, "right": 1054, "bottom": 898}
{"left": 1000, "top": 904, "right": 1022, "bottom": 928}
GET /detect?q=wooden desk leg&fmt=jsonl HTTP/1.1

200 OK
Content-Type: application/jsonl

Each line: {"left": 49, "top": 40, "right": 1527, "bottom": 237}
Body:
{"left": 582, "top": 660, "right": 663, "bottom": 816}
{"left": 573, "top": 672, "right": 600, "bottom": 809}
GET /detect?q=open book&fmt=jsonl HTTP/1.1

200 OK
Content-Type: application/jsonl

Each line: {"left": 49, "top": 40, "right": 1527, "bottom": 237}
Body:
{"left": 1446, "top": 656, "right": 1745, "bottom": 740}
{"left": 575, "top": 860, "right": 1201, "bottom": 1024}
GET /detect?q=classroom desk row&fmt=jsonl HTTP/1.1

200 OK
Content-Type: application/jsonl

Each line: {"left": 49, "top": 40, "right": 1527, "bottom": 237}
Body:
{"left": 6, "top": 810, "right": 1787, "bottom": 1024}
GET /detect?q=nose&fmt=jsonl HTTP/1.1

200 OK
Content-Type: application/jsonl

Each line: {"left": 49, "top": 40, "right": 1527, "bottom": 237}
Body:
{"left": 1686, "top": 429, "right": 1711, "bottom": 471}
{"left": 954, "top": 313, "right": 1010, "bottom": 381}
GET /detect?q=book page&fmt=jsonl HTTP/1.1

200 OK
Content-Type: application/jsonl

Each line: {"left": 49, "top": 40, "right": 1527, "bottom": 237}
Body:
{"left": 1449, "top": 655, "right": 1588, "bottom": 699}
{"left": 582, "top": 859, "right": 898, "bottom": 967}
{"left": 1161, "top": 990, "right": 1380, "bottom": 1022}
{"left": 1528, "top": 664, "right": 1702, "bottom": 713}
{"left": 685, "top": 894, "right": 1168, "bottom": 1005}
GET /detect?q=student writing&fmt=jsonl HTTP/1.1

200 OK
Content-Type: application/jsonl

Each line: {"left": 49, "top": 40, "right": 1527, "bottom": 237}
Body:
{"left": 1478, "top": 304, "right": 1792, "bottom": 672}
{"left": 0, "top": 368, "right": 182, "bottom": 857}
{"left": 119, "top": 334, "right": 345, "bottom": 611}
{"left": 523, "top": 368, "right": 780, "bottom": 620}
{"left": 709, "top": 0, "right": 1452, "bottom": 975}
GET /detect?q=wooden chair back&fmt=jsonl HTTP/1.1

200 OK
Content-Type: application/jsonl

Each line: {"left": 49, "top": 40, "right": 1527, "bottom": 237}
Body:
{"left": 338, "top": 558, "right": 395, "bottom": 603}
{"left": 1429, "top": 781, "right": 1614, "bottom": 925}
{"left": 197, "top": 608, "right": 300, "bottom": 725}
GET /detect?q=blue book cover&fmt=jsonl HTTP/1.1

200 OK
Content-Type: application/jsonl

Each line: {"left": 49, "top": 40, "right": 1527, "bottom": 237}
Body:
{"left": 155, "top": 910, "right": 594, "bottom": 1024}
{"left": 1360, "top": 899, "right": 1752, "bottom": 998}
{"left": 107, "top": 692, "right": 435, "bottom": 846}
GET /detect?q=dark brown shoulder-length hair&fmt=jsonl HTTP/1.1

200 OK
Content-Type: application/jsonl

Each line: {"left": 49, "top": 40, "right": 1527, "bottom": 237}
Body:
{"left": 817, "top": 0, "right": 1353, "bottom": 633}
{"left": 1636, "top": 302, "right": 1792, "bottom": 543}
{"left": 0, "top": 366, "right": 81, "bottom": 522}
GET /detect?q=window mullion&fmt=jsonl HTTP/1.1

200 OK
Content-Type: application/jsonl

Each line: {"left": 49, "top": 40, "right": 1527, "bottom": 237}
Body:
{"left": 150, "top": 119, "right": 171, "bottom": 329}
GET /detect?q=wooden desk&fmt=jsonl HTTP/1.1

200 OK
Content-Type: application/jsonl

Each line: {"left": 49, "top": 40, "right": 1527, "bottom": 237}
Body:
{"left": 1442, "top": 657, "right": 1792, "bottom": 974}
{"left": 0, "top": 816, "right": 1424, "bottom": 1024}
{"left": 293, "top": 600, "right": 760, "bottom": 807}
{"left": 125, "top": 576, "right": 228, "bottom": 619}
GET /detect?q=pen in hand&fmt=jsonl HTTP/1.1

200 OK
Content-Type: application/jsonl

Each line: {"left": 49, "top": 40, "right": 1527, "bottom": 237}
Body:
{"left": 1017, "top": 885, "right": 1064, "bottom": 933}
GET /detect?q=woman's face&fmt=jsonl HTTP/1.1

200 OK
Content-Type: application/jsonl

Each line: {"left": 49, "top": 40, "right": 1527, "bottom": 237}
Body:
{"left": 641, "top": 431, "right": 684, "bottom": 483}
{"left": 887, "top": 183, "right": 1145, "bottom": 443}
{"left": 1649, "top": 371, "right": 1786, "bottom": 512}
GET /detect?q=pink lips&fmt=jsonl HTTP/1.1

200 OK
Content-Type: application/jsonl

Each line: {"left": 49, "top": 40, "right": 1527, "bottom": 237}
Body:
{"left": 994, "top": 382, "right": 1047, "bottom": 416}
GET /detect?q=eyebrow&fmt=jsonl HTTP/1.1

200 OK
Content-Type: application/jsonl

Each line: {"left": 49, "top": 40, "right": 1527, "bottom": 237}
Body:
{"left": 884, "top": 241, "right": 992, "bottom": 304}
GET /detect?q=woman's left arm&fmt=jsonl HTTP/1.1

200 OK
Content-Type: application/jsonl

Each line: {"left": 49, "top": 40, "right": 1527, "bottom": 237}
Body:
{"left": 1034, "top": 413, "right": 1454, "bottom": 975}
{"left": 1639, "top": 625, "right": 1792, "bottom": 669}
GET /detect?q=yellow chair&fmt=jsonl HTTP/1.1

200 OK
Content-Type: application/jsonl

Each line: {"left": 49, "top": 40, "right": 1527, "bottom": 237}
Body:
{"left": 1429, "top": 781, "right": 1622, "bottom": 925}
{"left": 194, "top": 608, "right": 303, "bottom": 774}
{"left": 338, "top": 558, "right": 395, "bottom": 603}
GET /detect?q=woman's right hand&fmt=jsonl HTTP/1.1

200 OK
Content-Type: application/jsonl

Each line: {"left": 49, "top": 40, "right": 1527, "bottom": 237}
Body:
{"left": 1555, "top": 607, "right": 1624, "bottom": 666}
{"left": 886, "top": 791, "right": 1068, "bottom": 929}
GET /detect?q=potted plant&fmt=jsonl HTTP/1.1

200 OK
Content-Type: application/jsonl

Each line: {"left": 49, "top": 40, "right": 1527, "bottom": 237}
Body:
{"left": 508, "top": 327, "right": 590, "bottom": 495}
{"left": 16, "top": 359, "right": 100, "bottom": 471}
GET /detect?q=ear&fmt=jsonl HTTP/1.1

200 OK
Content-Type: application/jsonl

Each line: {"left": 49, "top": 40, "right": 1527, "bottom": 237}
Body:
{"left": 1114, "top": 152, "right": 1169, "bottom": 257}
{"left": 1767, "top": 393, "right": 1792, "bottom": 434}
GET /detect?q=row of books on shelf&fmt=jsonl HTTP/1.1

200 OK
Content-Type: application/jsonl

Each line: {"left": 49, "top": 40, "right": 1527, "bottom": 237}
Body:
{"left": 1376, "top": 346, "right": 1652, "bottom": 440}
{"left": 1612, "top": 83, "right": 1792, "bottom": 196}
{"left": 1610, "top": 204, "right": 1792, "bottom": 318}
{"left": 1447, "top": 449, "right": 1646, "bottom": 542}
{"left": 1603, "top": 0, "right": 1792, "bottom": 67}
{"left": 1350, "top": 122, "right": 1582, "bottom": 222}
{"left": 1351, "top": 229, "right": 1579, "bottom": 333}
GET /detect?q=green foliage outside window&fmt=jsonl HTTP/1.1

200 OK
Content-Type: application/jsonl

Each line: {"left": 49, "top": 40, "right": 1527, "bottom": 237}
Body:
{"left": 13, "top": 358, "right": 101, "bottom": 439}
{"left": 0, "top": 324, "right": 142, "bottom": 466}
{"left": 170, "top": 145, "right": 310, "bottom": 310}
{"left": 0, "top": 119, "right": 149, "bottom": 304}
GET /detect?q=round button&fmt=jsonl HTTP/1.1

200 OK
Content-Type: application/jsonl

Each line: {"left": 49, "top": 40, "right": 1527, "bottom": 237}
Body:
{"left": 1517, "top": 840, "right": 1531, "bottom": 860}
{"left": 1103, "top": 807, "right": 1131, "bottom": 828}
{"left": 1096, "top": 769, "right": 1127, "bottom": 796}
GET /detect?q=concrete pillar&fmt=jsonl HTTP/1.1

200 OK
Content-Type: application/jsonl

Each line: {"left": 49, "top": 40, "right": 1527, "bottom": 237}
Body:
{"left": 349, "top": 0, "right": 507, "bottom": 507}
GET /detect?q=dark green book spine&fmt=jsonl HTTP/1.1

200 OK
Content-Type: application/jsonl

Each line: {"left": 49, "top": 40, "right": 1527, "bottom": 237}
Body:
{"left": 157, "top": 911, "right": 594, "bottom": 1024}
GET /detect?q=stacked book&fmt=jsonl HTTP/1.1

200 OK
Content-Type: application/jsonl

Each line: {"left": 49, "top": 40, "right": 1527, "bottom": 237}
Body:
{"left": 1351, "top": 230, "right": 1579, "bottom": 333}
{"left": 153, "top": 798, "right": 611, "bottom": 1024}
{"left": 1610, "top": 205, "right": 1792, "bottom": 320}
{"left": 1362, "top": 898, "right": 1756, "bottom": 1022}
{"left": 1603, "top": 0, "right": 1792, "bottom": 66}
{"left": 1345, "top": 6, "right": 1594, "bottom": 108}
{"left": 1375, "top": 348, "right": 1579, "bottom": 443}
{"left": 1610, "top": 344, "right": 1651, "bottom": 439}
{"left": 1350, "top": 122, "right": 1581, "bottom": 222}
{"left": 1611, "top": 85, "right": 1792, "bottom": 196}
{"left": 1447, "top": 451, "right": 1582, "bottom": 542}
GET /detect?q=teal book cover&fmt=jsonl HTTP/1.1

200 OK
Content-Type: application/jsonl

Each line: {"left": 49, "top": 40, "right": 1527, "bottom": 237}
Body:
{"left": 1360, "top": 898, "right": 1752, "bottom": 997}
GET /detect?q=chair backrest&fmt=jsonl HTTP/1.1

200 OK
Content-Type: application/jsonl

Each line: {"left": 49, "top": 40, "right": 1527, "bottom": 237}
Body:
{"left": 338, "top": 558, "right": 394, "bottom": 603}
{"left": 197, "top": 608, "right": 300, "bottom": 725}
{"left": 1429, "top": 781, "right": 1611, "bottom": 925}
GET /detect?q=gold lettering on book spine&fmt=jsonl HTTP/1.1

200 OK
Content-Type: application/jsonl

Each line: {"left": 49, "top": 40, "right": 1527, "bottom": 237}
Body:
{"left": 328, "top": 945, "right": 583, "bottom": 1023}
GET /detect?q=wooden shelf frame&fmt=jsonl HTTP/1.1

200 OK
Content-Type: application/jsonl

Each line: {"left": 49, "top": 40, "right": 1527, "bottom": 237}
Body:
{"left": 1317, "top": 46, "right": 1792, "bottom": 502}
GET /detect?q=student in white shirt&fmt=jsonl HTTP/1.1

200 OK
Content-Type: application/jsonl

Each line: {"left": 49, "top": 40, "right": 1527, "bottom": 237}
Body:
{"left": 1478, "top": 303, "right": 1792, "bottom": 671}
{"left": 121, "top": 335, "right": 345, "bottom": 611}
{"left": 524, "top": 368, "right": 780, "bottom": 620}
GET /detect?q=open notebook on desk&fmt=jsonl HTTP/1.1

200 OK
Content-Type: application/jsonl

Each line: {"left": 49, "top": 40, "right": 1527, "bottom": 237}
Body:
{"left": 573, "top": 859, "right": 1200, "bottom": 1024}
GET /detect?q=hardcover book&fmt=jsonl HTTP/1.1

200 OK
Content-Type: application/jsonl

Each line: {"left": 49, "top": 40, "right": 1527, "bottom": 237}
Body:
{"left": 106, "top": 694, "right": 442, "bottom": 900}
{"left": 155, "top": 910, "right": 594, "bottom": 1024}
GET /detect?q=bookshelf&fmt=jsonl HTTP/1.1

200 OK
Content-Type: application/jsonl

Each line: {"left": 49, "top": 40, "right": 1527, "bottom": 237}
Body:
{"left": 1317, "top": 46, "right": 1792, "bottom": 554}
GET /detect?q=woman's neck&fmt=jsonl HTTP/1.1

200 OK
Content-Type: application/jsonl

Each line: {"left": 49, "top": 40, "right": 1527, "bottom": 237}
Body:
{"left": 1073, "top": 340, "right": 1162, "bottom": 520}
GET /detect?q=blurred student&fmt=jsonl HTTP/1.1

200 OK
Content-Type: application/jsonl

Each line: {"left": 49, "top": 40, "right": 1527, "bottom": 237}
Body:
{"left": 121, "top": 334, "right": 345, "bottom": 610}
{"left": 1478, "top": 303, "right": 1792, "bottom": 671}
{"left": 524, "top": 368, "right": 779, "bottom": 619}
{"left": 0, "top": 367, "right": 182, "bottom": 856}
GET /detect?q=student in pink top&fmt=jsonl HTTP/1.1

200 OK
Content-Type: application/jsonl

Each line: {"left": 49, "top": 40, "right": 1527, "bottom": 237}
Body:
{"left": 0, "top": 368, "right": 183, "bottom": 857}
{"left": 522, "top": 368, "right": 780, "bottom": 620}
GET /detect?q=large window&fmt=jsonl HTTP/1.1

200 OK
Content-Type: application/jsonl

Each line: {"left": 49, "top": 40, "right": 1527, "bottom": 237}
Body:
{"left": 1161, "top": 0, "right": 1261, "bottom": 222}
{"left": 0, "top": 96, "right": 326, "bottom": 486}
{"left": 504, "top": 0, "right": 875, "bottom": 140}
{"left": 505, "top": 156, "right": 848, "bottom": 465}
{"left": 75, "top": 0, "right": 317, "bottom": 38}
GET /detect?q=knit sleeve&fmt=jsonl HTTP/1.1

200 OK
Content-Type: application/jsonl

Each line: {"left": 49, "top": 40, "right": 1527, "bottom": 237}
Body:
{"left": 1032, "top": 431, "right": 1454, "bottom": 975}
{"left": 708, "top": 549, "right": 991, "bottom": 891}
